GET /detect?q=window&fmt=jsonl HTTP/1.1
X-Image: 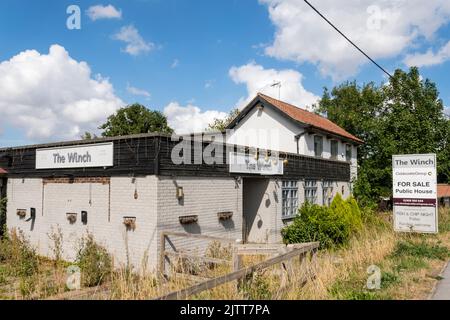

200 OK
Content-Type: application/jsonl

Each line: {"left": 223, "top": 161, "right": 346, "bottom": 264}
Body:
{"left": 323, "top": 181, "right": 334, "bottom": 206}
{"left": 282, "top": 181, "right": 298, "bottom": 218}
{"left": 305, "top": 180, "right": 317, "bottom": 204}
{"left": 314, "top": 136, "right": 323, "bottom": 157}
{"left": 346, "top": 144, "right": 352, "bottom": 162}
{"left": 330, "top": 140, "right": 338, "bottom": 160}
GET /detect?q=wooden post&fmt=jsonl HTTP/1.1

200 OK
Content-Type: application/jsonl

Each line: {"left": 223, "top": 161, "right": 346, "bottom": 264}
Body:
{"left": 232, "top": 245, "right": 244, "bottom": 291}
{"left": 158, "top": 232, "right": 166, "bottom": 280}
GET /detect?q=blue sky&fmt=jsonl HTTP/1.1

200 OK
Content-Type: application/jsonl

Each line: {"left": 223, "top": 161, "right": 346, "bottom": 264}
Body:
{"left": 1, "top": 0, "right": 450, "bottom": 146}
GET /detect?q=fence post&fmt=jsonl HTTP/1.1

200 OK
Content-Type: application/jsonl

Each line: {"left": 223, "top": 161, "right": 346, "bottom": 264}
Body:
{"left": 232, "top": 245, "right": 244, "bottom": 291}
{"left": 159, "top": 232, "right": 166, "bottom": 280}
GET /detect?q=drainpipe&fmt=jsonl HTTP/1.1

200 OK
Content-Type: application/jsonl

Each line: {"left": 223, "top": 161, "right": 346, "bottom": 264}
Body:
{"left": 295, "top": 132, "right": 307, "bottom": 154}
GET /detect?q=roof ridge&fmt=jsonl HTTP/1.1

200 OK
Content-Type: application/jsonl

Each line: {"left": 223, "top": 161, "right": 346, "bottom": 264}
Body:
{"left": 257, "top": 92, "right": 329, "bottom": 120}
{"left": 256, "top": 92, "right": 363, "bottom": 144}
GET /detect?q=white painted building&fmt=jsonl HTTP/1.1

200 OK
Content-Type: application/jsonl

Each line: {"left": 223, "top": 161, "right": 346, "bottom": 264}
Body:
{"left": 0, "top": 94, "right": 362, "bottom": 271}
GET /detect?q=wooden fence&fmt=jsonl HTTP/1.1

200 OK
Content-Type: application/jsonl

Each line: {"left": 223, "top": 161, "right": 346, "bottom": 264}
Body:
{"left": 156, "top": 232, "right": 319, "bottom": 300}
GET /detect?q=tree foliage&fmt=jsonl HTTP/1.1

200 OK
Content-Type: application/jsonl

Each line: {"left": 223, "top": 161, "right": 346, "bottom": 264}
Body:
{"left": 318, "top": 67, "right": 450, "bottom": 203}
{"left": 99, "top": 103, "right": 173, "bottom": 137}
{"left": 207, "top": 108, "right": 240, "bottom": 132}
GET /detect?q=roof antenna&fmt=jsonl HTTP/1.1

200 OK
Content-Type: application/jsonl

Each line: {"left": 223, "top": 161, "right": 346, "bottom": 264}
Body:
{"left": 271, "top": 81, "right": 281, "bottom": 100}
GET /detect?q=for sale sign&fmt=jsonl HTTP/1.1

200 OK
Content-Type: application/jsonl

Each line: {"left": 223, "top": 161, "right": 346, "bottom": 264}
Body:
{"left": 392, "top": 154, "right": 438, "bottom": 233}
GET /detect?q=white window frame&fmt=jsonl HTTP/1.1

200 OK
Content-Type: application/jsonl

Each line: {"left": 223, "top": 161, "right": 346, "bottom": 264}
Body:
{"left": 305, "top": 180, "right": 318, "bottom": 204}
{"left": 346, "top": 144, "right": 352, "bottom": 162}
{"left": 282, "top": 180, "right": 299, "bottom": 218}
{"left": 322, "top": 180, "right": 334, "bottom": 206}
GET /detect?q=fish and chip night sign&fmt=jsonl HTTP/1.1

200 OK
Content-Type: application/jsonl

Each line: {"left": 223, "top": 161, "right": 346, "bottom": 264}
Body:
{"left": 392, "top": 154, "right": 438, "bottom": 234}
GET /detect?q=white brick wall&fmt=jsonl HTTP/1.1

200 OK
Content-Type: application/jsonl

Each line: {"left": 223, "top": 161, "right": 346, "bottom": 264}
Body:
{"left": 7, "top": 176, "right": 159, "bottom": 272}
{"left": 6, "top": 175, "right": 351, "bottom": 272}
{"left": 156, "top": 176, "right": 243, "bottom": 258}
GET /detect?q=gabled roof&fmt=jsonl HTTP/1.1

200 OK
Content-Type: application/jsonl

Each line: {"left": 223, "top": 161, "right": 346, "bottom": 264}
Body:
{"left": 228, "top": 93, "right": 364, "bottom": 144}
{"left": 438, "top": 184, "right": 450, "bottom": 198}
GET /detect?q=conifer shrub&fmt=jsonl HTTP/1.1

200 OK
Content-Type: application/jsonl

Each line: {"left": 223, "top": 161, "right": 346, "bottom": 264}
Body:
{"left": 281, "top": 194, "right": 363, "bottom": 249}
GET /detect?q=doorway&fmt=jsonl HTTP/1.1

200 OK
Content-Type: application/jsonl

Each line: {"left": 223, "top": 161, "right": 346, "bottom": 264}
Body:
{"left": 242, "top": 178, "right": 275, "bottom": 243}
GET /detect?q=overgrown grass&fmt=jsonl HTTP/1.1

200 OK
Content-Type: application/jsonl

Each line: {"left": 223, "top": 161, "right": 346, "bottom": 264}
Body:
{"left": 0, "top": 207, "right": 449, "bottom": 300}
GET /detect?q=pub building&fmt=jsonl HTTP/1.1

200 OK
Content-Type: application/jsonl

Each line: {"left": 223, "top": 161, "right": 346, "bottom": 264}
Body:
{"left": 0, "top": 94, "right": 363, "bottom": 270}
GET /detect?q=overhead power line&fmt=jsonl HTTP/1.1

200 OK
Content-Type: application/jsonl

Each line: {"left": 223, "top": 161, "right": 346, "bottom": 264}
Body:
{"left": 303, "top": 0, "right": 393, "bottom": 79}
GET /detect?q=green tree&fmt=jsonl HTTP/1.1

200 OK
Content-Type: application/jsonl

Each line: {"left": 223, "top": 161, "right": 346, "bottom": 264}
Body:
{"left": 318, "top": 67, "right": 450, "bottom": 203}
{"left": 207, "top": 108, "right": 240, "bottom": 132}
{"left": 99, "top": 104, "right": 173, "bottom": 137}
{"left": 80, "top": 132, "right": 98, "bottom": 140}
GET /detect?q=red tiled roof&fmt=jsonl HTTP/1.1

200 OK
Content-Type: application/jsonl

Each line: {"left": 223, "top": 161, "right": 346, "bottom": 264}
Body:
{"left": 257, "top": 93, "right": 364, "bottom": 144}
{"left": 438, "top": 184, "right": 450, "bottom": 198}
{"left": 0, "top": 168, "right": 7, "bottom": 175}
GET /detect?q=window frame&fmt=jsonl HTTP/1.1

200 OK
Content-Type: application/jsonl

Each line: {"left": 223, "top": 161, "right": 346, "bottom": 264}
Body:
{"left": 281, "top": 180, "right": 299, "bottom": 219}
{"left": 304, "top": 180, "right": 318, "bottom": 204}
{"left": 322, "top": 180, "right": 334, "bottom": 206}
{"left": 330, "top": 140, "right": 339, "bottom": 160}
{"left": 314, "top": 135, "right": 323, "bottom": 158}
{"left": 345, "top": 144, "right": 352, "bottom": 162}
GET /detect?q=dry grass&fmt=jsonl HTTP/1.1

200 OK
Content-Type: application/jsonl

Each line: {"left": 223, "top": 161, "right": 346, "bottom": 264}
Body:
{"left": 1, "top": 209, "right": 449, "bottom": 300}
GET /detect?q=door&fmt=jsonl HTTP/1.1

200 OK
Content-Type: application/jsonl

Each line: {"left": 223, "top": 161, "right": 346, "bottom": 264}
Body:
{"left": 242, "top": 178, "right": 272, "bottom": 243}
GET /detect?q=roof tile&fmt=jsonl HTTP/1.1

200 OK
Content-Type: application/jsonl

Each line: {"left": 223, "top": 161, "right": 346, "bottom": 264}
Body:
{"left": 258, "top": 93, "right": 363, "bottom": 143}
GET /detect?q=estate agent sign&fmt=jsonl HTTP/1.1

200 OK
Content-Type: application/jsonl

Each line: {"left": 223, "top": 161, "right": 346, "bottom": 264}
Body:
{"left": 229, "top": 152, "right": 283, "bottom": 175}
{"left": 36, "top": 142, "right": 114, "bottom": 169}
{"left": 392, "top": 154, "right": 438, "bottom": 233}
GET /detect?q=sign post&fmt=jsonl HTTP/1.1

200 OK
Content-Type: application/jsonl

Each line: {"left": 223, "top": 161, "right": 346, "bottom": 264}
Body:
{"left": 392, "top": 154, "right": 438, "bottom": 234}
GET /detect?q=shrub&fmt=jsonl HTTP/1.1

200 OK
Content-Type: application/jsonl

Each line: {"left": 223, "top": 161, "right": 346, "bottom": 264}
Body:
{"left": 5, "top": 230, "right": 39, "bottom": 277}
{"left": 282, "top": 194, "right": 363, "bottom": 249}
{"left": 282, "top": 203, "right": 349, "bottom": 249}
{"left": 330, "top": 194, "right": 363, "bottom": 233}
{"left": 76, "top": 234, "right": 112, "bottom": 287}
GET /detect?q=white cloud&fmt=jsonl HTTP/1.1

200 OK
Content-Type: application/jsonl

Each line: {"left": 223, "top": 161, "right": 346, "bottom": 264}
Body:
{"left": 126, "top": 83, "right": 151, "bottom": 98}
{"left": 171, "top": 59, "right": 179, "bottom": 68}
{"left": 444, "top": 106, "right": 450, "bottom": 117}
{"left": 87, "top": 4, "right": 122, "bottom": 21}
{"left": 164, "top": 102, "right": 227, "bottom": 134}
{"left": 205, "top": 80, "right": 215, "bottom": 89}
{"left": 259, "top": 0, "right": 450, "bottom": 79}
{"left": 404, "top": 41, "right": 450, "bottom": 67}
{"left": 229, "top": 62, "right": 319, "bottom": 110}
{"left": 0, "top": 45, "right": 123, "bottom": 141}
{"left": 113, "top": 25, "right": 155, "bottom": 56}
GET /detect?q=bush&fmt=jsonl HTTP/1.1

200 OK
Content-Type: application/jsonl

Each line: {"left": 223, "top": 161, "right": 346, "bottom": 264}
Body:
{"left": 281, "top": 194, "right": 363, "bottom": 249}
{"left": 0, "top": 229, "right": 39, "bottom": 280}
{"left": 76, "top": 234, "right": 112, "bottom": 287}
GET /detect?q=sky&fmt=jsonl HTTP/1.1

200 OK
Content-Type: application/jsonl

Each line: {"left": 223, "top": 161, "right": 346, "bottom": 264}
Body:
{"left": 1, "top": 0, "right": 450, "bottom": 146}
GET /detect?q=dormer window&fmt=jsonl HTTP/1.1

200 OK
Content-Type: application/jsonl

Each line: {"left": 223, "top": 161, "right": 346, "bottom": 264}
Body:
{"left": 314, "top": 136, "right": 323, "bottom": 158}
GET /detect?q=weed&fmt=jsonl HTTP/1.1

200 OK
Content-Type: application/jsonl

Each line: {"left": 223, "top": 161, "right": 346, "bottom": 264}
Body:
{"left": 47, "top": 226, "right": 64, "bottom": 264}
{"left": 76, "top": 234, "right": 112, "bottom": 287}
{"left": 393, "top": 256, "right": 428, "bottom": 272}
{"left": 392, "top": 240, "right": 450, "bottom": 261}
{"left": 380, "top": 271, "right": 399, "bottom": 289}
{"left": 242, "top": 272, "right": 271, "bottom": 300}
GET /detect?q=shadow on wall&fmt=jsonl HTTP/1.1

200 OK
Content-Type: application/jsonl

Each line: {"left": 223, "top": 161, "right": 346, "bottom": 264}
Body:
{"left": 219, "top": 218, "right": 235, "bottom": 230}
{"left": 181, "top": 222, "right": 201, "bottom": 234}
